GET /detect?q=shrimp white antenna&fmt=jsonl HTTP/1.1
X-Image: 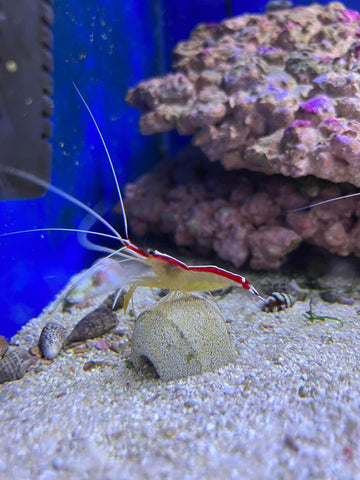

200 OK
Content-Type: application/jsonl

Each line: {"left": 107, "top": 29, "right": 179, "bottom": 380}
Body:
{"left": 77, "top": 201, "right": 121, "bottom": 254}
{"left": 1, "top": 166, "right": 122, "bottom": 241}
{"left": 289, "top": 192, "right": 360, "bottom": 212}
{"left": 72, "top": 82, "right": 129, "bottom": 240}
{"left": 1, "top": 227, "right": 119, "bottom": 243}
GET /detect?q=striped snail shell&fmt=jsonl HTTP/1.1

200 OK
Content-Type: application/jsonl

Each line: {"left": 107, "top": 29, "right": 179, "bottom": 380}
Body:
{"left": 262, "top": 292, "right": 296, "bottom": 313}
{"left": 0, "top": 348, "right": 37, "bottom": 384}
{"left": 0, "top": 336, "right": 8, "bottom": 358}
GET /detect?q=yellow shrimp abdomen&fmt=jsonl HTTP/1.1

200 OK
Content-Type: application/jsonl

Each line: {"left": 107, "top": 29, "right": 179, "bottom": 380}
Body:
{"left": 147, "top": 258, "right": 234, "bottom": 292}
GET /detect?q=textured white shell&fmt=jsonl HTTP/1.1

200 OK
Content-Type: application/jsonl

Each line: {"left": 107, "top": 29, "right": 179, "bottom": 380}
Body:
{"left": 39, "top": 321, "right": 67, "bottom": 360}
{"left": 131, "top": 293, "right": 234, "bottom": 381}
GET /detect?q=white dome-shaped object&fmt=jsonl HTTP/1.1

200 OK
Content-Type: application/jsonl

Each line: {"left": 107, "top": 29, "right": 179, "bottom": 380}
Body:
{"left": 131, "top": 293, "right": 234, "bottom": 381}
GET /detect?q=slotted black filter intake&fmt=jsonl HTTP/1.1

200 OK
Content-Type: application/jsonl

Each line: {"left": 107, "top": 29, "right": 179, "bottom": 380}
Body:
{"left": 0, "top": 0, "right": 53, "bottom": 200}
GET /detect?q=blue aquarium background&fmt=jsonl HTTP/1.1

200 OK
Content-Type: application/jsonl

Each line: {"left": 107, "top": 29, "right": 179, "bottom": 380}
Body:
{"left": 0, "top": 0, "right": 352, "bottom": 338}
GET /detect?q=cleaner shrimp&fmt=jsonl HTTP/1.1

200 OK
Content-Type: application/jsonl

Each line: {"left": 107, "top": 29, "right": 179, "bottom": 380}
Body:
{"left": 1, "top": 84, "right": 265, "bottom": 315}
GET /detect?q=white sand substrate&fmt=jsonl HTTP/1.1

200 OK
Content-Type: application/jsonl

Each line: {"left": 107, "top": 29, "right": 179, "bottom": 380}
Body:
{"left": 1, "top": 272, "right": 360, "bottom": 480}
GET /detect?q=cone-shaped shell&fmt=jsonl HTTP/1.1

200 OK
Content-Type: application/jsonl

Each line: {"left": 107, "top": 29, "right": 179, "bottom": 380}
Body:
{"left": 65, "top": 306, "right": 118, "bottom": 346}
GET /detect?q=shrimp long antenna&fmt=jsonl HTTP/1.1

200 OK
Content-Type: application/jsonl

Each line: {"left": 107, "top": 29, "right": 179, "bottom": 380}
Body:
{"left": 0, "top": 227, "right": 119, "bottom": 242}
{"left": 0, "top": 227, "right": 120, "bottom": 255}
{"left": 72, "top": 82, "right": 129, "bottom": 240}
{"left": 289, "top": 192, "right": 360, "bottom": 212}
{"left": 1, "top": 166, "right": 122, "bottom": 241}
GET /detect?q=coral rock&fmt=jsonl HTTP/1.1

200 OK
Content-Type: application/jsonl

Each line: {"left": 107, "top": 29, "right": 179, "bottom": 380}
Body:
{"left": 127, "top": 2, "right": 360, "bottom": 187}
{"left": 122, "top": 152, "right": 360, "bottom": 270}
{"left": 249, "top": 226, "right": 301, "bottom": 269}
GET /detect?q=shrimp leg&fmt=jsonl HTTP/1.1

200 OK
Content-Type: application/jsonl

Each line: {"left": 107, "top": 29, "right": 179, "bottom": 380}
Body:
{"left": 123, "top": 276, "right": 164, "bottom": 313}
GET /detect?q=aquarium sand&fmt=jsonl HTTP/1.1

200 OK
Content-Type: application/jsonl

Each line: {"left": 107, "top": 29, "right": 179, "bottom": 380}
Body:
{"left": 1, "top": 271, "right": 359, "bottom": 479}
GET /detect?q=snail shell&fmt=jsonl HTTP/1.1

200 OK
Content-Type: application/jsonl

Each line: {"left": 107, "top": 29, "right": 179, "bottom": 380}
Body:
{"left": 0, "top": 348, "right": 37, "bottom": 384}
{"left": 39, "top": 321, "right": 67, "bottom": 360}
{"left": 0, "top": 336, "right": 8, "bottom": 358}
{"left": 262, "top": 292, "right": 296, "bottom": 313}
{"left": 65, "top": 306, "right": 118, "bottom": 346}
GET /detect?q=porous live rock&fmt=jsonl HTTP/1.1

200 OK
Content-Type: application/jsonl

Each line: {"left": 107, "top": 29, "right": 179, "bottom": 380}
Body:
{"left": 121, "top": 152, "right": 360, "bottom": 270}
{"left": 126, "top": 2, "right": 360, "bottom": 187}
{"left": 131, "top": 293, "right": 234, "bottom": 381}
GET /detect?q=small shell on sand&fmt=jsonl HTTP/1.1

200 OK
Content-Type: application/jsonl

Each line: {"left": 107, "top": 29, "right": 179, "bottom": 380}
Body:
{"left": 0, "top": 348, "right": 37, "bottom": 384}
{"left": 65, "top": 306, "right": 118, "bottom": 346}
{"left": 262, "top": 292, "right": 296, "bottom": 312}
{"left": 39, "top": 321, "right": 67, "bottom": 360}
{"left": 0, "top": 335, "right": 8, "bottom": 358}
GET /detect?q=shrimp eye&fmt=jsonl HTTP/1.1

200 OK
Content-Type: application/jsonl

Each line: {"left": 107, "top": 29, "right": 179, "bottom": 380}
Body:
{"left": 147, "top": 248, "right": 155, "bottom": 255}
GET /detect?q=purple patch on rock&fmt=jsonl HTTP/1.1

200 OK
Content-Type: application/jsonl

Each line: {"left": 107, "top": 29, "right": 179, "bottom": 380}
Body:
{"left": 323, "top": 118, "right": 342, "bottom": 126}
{"left": 320, "top": 40, "right": 332, "bottom": 49}
{"left": 333, "top": 133, "right": 353, "bottom": 145}
{"left": 340, "top": 9, "right": 360, "bottom": 23}
{"left": 299, "top": 97, "right": 331, "bottom": 114}
{"left": 313, "top": 73, "right": 328, "bottom": 84}
{"left": 257, "top": 45, "right": 281, "bottom": 57}
{"left": 287, "top": 120, "right": 313, "bottom": 129}
{"left": 315, "top": 55, "right": 332, "bottom": 63}
{"left": 266, "top": 85, "right": 289, "bottom": 101}
{"left": 275, "top": 90, "right": 289, "bottom": 101}
{"left": 354, "top": 44, "right": 360, "bottom": 59}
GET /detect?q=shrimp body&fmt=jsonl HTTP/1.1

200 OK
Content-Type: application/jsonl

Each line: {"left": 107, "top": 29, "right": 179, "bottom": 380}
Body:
{"left": 120, "top": 242, "right": 263, "bottom": 312}
{"left": 146, "top": 254, "right": 259, "bottom": 293}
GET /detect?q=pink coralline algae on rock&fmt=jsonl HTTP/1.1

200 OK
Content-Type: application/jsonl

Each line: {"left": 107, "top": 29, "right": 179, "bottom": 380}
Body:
{"left": 126, "top": 2, "right": 360, "bottom": 187}
{"left": 120, "top": 153, "right": 360, "bottom": 270}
